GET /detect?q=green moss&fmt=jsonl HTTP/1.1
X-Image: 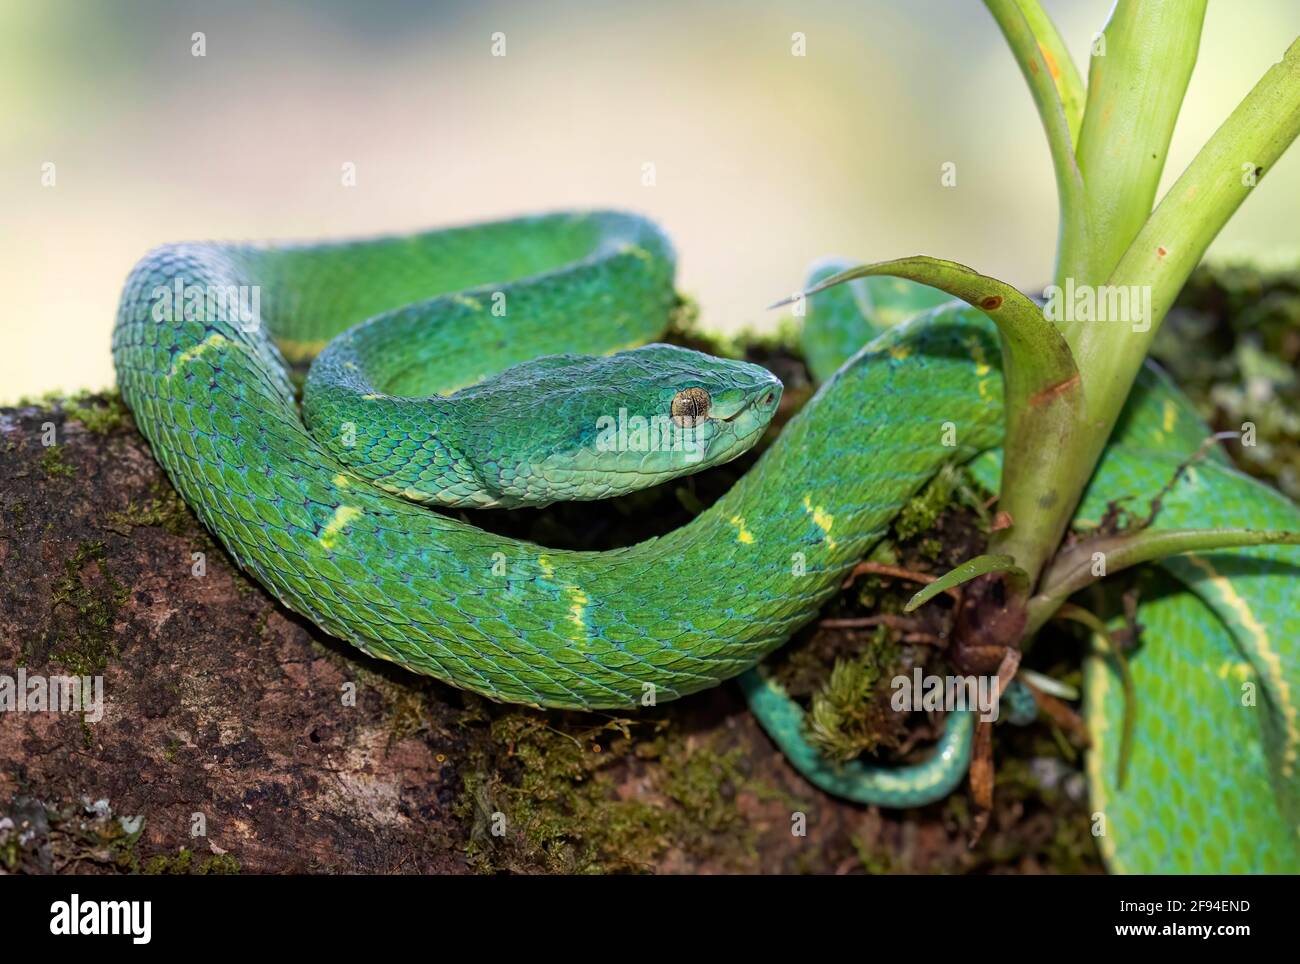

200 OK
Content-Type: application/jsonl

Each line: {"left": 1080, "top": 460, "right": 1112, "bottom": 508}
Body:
{"left": 105, "top": 481, "right": 193, "bottom": 535}
{"left": 852, "top": 832, "right": 904, "bottom": 875}
{"left": 665, "top": 290, "right": 805, "bottom": 360}
{"left": 14, "top": 800, "right": 151, "bottom": 873}
{"left": 893, "top": 463, "right": 960, "bottom": 542}
{"left": 664, "top": 292, "right": 735, "bottom": 357}
{"left": 39, "top": 445, "right": 76, "bottom": 479}
{"left": 729, "top": 314, "right": 805, "bottom": 356}
{"left": 668, "top": 292, "right": 703, "bottom": 338}
{"left": 196, "top": 853, "right": 241, "bottom": 874}
{"left": 804, "top": 628, "right": 905, "bottom": 763}
{"left": 231, "top": 571, "right": 262, "bottom": 595}
{"left": 16, "top": 388, "right": 69, "bottom": 408}
{"left": 1153, "top": 260, "right": 1300, "bottom": 498}
{"left": 94, "top": 814, "right": 238, "bottom": 875}
{"left": 142, "top": 847, "right": 241, "bottom": 875}
{"left": 976, "top": 756, "right": 1098, "bottom": 873}
{"left": 456, "top": 711, "right": 754, "bottom": 873}
{"left": 48, "top": 542, "right": 128, "bottom": 676}
{"left": 653, "top": 737, "right": 753, "bottom": 856}
{"left": 384, "top": 687, "right": 432, "bottom": 747}
{"left": 63, "top": 390, "right": 130, "bottom": 435}
{"left": 142, "top": 848, "right": 192, "bottom": 874}
{"left": 0, "top": 831, "right": 19, "bottom": 872}
{"left": 457, "top": 713, "right": 662, "bottom": 873}
{"left": 106, "top": 819, "right": 145, "bottom": 872}
{"left": 917, "top": 537, "right": 945, "bottom": 560}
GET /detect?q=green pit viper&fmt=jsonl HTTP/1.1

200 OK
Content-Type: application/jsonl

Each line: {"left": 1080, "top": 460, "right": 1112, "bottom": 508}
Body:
{"left": 112, "top": 210, "right": 1300, "bottom": 873}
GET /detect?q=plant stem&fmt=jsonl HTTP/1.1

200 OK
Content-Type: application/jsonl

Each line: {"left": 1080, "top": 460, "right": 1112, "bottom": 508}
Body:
{"left": 1070, "top": 35, "right": 1300, "bottom": 432}
{"left": 983, "top": 0, "right": 1090, "bottom": 284}
{"left": 1012, "top": 0, "right": 1086, "bottom": 143}
{"left": 1020, "top": 2, "right": 1203, "bottom": 577}
{"left": 1072, "top": 0, "right": 1206, "bottom": 286}
{"left": 1055, "top": 603, "right": 1136, "bottom": 789}
{"left": 995, "top": 34, "right": 1300, "bottom": 603}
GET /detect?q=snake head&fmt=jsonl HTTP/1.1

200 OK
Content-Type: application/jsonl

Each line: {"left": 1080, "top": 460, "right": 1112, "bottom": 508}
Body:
{"left": 454, "top": 343, "right": 782, "bottom": 506}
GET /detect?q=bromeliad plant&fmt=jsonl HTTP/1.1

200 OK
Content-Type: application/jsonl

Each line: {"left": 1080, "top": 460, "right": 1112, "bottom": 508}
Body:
{"left": 784, "top": 0, "right": 1300, "bottom": 867}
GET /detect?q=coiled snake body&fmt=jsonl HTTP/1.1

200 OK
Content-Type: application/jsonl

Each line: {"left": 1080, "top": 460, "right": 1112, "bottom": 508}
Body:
{"left": 113, "top": 211, "right": 1300, "bottom": 872}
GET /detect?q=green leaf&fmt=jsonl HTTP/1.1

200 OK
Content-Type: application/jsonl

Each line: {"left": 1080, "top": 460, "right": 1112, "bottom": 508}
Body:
{"left": 772, "top": 255, "right": 1078, "bottom": 395}
{"left": 904, "top": 554, "right": 1028, "bottom": 613}
{"left": 1028, "top": 527, "right": 1300, "bottom": 633}
{"left": 1055, "top": 603, "right": 1136, "bottom": 790}
{"left": 774, "top": 254, "right": 1084, "bottom": 586}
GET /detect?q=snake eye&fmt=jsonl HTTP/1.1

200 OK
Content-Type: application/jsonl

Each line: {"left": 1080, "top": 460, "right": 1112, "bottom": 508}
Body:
{"left": 671, "top": 387, "right": 711, "bottom": 428}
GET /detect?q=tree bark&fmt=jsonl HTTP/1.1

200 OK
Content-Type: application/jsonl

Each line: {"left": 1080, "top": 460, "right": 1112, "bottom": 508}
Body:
{"left": 0, "top": 394, "right": 1094, "bottom": 874}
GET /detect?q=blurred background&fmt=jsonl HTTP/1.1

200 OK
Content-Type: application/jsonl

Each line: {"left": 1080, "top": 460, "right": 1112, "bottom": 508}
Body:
{"left": 2, "top": 0, "right": 1298, "bottom": 402}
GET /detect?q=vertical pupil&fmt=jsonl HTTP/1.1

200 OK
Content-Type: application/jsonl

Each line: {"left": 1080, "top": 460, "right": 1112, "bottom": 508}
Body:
{"left": 673, "top": 388, "right": 709, "bottom": 425}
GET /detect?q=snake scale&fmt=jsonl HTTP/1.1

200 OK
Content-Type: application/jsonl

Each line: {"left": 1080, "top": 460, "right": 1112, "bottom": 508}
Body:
{"left": 113, "top": 211, "right": 1300, "bottom": 872}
